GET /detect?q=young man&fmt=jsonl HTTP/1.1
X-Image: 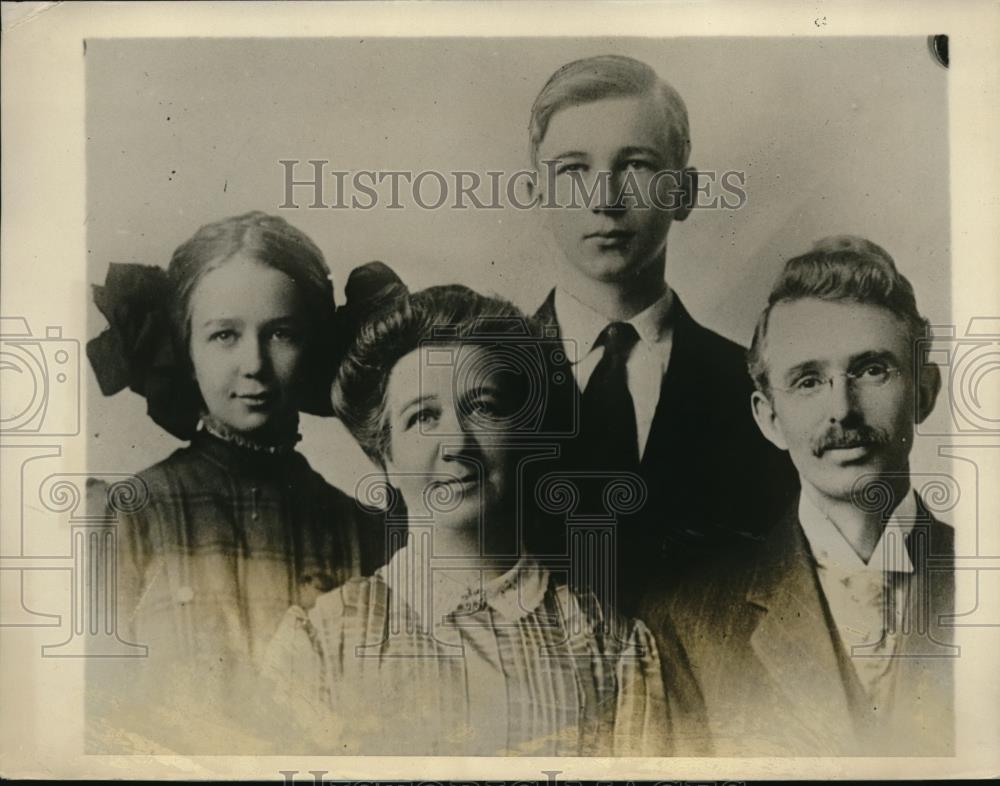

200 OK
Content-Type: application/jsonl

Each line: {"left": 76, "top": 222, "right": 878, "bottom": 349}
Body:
{"left": 642, "top": 236, "right": 954, "bottom": 755}
{"left": 527, "top": 55, "right": 796, "bottom": 606}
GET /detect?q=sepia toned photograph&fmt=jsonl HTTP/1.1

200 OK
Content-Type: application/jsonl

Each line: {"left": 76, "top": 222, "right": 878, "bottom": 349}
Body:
{"left": 2, "top": 1, "right": 999, "bottom": 780}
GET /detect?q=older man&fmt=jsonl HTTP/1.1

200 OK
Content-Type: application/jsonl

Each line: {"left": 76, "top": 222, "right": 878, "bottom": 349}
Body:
{"left": 641, "top": 236, "right": 955, "bottom": 756}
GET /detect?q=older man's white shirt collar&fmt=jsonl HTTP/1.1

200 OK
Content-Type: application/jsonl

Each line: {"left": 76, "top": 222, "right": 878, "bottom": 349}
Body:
{"left": 798, "top": 485, "right": 917, "bottom": 575}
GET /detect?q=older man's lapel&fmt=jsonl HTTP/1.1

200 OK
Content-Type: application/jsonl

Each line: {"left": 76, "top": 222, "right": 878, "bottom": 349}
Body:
{"left": 889, "top": 501, "right": 956, "bottom": 752}
{"left": 744, "top": 506, "right": 856, "bottom": 744}
{"left": 899, "top": 497, "right": 956, "bottom": 658}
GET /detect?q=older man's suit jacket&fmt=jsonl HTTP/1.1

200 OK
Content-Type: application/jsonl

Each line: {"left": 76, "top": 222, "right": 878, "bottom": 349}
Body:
{"left": 639, "top": 498, "right": 956, "bottom": 756}
{"left": 531, "top": 290, "right": 798, "bottom": 610}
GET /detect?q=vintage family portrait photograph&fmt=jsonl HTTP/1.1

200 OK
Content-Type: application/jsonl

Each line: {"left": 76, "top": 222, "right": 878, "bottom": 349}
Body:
{"left": 1, "top": 1, "right": 998, "bottom": 781}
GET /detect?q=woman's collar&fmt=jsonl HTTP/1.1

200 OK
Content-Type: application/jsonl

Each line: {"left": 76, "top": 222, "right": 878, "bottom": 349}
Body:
{"left": 376, "top": 533, "right": 550, "bottom": 622}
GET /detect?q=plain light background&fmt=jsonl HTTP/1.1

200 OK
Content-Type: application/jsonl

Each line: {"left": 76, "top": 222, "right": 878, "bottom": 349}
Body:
{"left": 85, "top": 36, "right": 951, "bottom": 493}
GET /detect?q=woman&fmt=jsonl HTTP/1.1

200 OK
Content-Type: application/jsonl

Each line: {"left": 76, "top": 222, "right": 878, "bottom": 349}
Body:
{"left": 86, "top": 212, "right": 399, "bottom": 752}
{"left": 266, "top": 285, "right": 702, "bottom": 756}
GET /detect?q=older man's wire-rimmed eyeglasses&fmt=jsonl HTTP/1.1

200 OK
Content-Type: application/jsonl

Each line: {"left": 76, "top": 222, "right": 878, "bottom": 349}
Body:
{"left": 774, "top": 363, "right": 904, "bottom": 399}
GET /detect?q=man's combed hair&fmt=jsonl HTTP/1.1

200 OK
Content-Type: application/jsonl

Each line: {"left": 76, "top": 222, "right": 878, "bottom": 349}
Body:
{"left": 332, "top": 285, "right": 536, "bottom": 467}
{"left": 747, "top": 235, "right": 931, "bottom": 394}
{"left": 529, "top": 54, "right": 691, "bottom": 170}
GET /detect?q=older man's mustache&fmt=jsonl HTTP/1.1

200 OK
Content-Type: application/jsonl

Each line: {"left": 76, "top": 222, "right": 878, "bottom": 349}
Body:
{"left": 811, "top": 424, "right": 891, "bottom": 458}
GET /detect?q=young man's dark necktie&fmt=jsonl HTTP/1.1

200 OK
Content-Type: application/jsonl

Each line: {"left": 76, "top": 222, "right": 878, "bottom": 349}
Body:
{"left": 580, "top": 321, "right": 641, "bottom": 472}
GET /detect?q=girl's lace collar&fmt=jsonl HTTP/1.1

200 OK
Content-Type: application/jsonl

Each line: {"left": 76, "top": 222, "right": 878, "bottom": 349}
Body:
{"left": 198, "top": 415, "right": 302, "bottom": 456}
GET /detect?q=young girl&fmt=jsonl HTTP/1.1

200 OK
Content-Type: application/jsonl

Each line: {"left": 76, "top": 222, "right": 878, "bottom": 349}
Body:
{"left": 86, "top": 212, "right": 399, "bottom": 753}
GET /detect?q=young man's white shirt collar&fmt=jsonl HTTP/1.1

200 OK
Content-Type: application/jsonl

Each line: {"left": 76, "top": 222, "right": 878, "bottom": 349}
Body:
{"left": 553, "top": 284, "right": 674, "bottom": 459}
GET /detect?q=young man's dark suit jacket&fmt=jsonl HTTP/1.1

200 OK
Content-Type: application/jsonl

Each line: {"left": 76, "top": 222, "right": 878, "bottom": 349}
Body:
{"left": 639, "top": 497, "right": 955, "bottom": 756}
{"left": 531, "top": 290, "right": 798, "bottom": 610}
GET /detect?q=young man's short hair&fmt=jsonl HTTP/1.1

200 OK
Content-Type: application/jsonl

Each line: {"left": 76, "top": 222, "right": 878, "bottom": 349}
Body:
{"left": 529, "top": 54, "right": 691, "bottom": 170}
{"left": 747, "top": 235, "right": 931, "bottom": 394}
